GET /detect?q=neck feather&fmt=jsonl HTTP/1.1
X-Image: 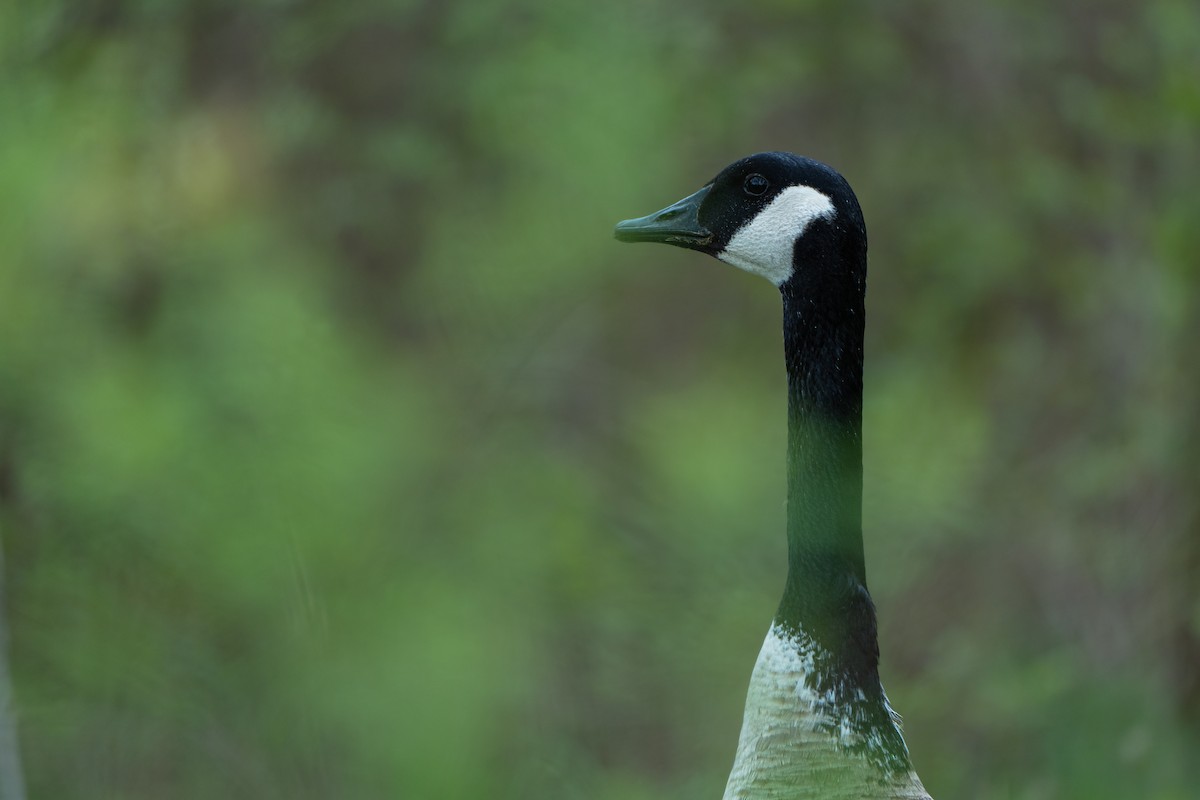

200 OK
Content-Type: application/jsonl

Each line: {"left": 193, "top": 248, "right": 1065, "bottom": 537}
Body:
{"left": 776, "top": 238, "right": 868, "bottom": 653}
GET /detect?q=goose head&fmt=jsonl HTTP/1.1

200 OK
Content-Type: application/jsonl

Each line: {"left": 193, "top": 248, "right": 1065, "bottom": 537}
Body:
{"left": 614, "top": 151, "right": 866, "bottom": 291}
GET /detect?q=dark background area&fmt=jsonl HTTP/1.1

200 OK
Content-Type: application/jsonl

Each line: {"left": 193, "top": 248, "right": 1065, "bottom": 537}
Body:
{"left": 2, "top": 1, "right": 1199, "bottom": 797}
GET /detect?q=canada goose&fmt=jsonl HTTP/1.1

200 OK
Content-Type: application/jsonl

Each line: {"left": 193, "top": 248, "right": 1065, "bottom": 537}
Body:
{"left": 615, "top": 153, "right": 931, "bottom": 799}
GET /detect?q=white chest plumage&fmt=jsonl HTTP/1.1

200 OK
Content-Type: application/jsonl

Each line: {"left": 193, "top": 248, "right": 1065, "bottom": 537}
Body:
{"left": 721, "top": 624, "right": 930, "bottom": 800}
{"left": 717, "top": 186, "right": 836, "bottom": 286}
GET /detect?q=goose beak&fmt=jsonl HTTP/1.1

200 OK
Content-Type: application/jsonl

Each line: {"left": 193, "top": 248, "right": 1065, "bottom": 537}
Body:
{"left": 614, "top": 185, "right": 713, "bottom": 248}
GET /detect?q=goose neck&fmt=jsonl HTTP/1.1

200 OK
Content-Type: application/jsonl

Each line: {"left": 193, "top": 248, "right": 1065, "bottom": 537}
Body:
{"left": 778, "top": 281, "right": 867, "bottom": 631}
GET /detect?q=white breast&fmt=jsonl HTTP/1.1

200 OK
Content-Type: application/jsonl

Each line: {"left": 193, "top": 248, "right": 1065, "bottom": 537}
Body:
{"left": 717, "top": 186, "right": 836, "bottom": 286}
{"left": 721, "top": 623, "right": 930, "bottom": 799}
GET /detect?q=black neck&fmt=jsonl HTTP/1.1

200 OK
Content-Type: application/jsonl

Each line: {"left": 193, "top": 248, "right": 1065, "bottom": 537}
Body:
{"left": 773, "top": 222, "right": 918, "bottom": 775}
{"left": 775, "top": 223, "right": 875, "bottom": 680}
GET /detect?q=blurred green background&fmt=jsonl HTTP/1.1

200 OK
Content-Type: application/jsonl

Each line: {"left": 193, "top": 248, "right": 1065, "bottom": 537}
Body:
{"left": 2, "top": 1, "right": 1199, "bottom": 798}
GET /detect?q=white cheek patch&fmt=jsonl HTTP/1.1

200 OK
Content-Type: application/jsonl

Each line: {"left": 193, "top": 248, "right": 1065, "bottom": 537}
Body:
{"left": 717, "top": 185, "right": 836, "bottom": 286}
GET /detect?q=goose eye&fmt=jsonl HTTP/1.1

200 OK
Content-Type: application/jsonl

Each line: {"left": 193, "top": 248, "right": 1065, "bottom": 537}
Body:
{"left": 743, "top": 174, "right": 769, "bottom": 196}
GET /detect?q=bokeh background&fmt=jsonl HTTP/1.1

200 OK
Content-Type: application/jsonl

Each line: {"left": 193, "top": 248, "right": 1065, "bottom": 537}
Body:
{"left": 3, "top": 1, "right": 1199, "bottom": 798}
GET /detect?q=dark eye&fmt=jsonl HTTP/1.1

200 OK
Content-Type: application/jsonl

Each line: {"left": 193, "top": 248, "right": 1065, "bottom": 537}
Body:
{"left": 744, "top": 173, "right": 769, "bottom": 196}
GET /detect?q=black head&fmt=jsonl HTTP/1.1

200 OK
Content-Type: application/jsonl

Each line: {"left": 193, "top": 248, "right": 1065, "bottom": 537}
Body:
{"left": 615, "top": 152, "right": 866, "bottom": 289}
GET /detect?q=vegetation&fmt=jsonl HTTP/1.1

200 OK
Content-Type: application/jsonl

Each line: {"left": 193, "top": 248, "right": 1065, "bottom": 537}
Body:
{"left": 1, "top": 1, "right": 1198, "bottom": 797}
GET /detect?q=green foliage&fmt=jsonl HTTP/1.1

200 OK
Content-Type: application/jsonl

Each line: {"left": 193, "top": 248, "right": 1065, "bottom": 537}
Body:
{"left": 2, "top": 0, "right": 1199, "bottom": 797}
